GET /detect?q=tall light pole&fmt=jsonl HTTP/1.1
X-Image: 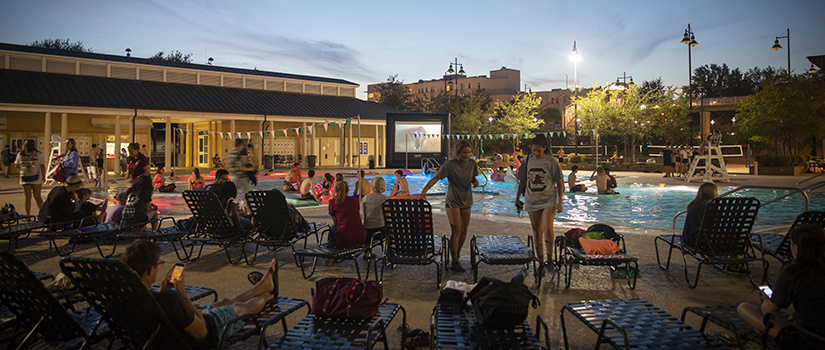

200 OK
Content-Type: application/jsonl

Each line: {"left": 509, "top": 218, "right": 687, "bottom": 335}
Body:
{"left": 569, "top": 41, "right": 582, "bottom": 154}
{"left": 680, "top": 24, "right": 699, "bottom": 142}
{"left": 771, "top": 28, "right": 791, "bottom": 76}
{"left": 446, "top": 58, "right": 465, "bottom": 98}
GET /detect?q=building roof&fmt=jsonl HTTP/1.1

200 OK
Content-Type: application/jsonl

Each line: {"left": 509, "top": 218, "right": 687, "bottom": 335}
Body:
{"left": 0, "top": 42, "right": 357, "bottom": 86}
{"left": 0, "top": 69, "right": 400, "bottom": 119}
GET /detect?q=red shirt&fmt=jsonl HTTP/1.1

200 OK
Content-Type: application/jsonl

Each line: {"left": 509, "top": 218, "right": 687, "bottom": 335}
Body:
{"left": 127, "top": 153, "right": 149, "bottom": 180}
{"left": 328, "top": 196, "right": 367, "bottom": 246}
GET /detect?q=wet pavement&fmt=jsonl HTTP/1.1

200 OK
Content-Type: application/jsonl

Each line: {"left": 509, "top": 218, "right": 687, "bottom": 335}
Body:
{"left": 1, "top": 166, "right": 822, "bottom": 349}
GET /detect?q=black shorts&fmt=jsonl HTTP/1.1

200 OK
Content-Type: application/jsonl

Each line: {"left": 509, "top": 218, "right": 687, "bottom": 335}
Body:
{"left": 96, "top": 158, "right": 104, "bottom": 167}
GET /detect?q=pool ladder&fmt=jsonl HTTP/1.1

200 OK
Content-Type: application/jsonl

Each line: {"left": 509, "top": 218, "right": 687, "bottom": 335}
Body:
{"left": 671, "top": 185, "right": 817, "bottom": 229}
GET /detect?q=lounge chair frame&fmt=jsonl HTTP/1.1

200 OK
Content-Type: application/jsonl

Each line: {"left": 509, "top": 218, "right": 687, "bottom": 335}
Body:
{"left": 471, "top": 234, "right": 542, "bottom": 286}
{"left": 378, "top": 199, "right": 446, "bottom": 288}
{"left": 0, "top": 215, "right": 43, "bottom": 251}
{"left": 244, "top": 190, "right": 326, "bottom": 266}
{"left": 39, "top": 217, "right": 119, "bottom": 257}
{"left": 554, "top": 234, "right": 638, "bottom": 289}
{"left": 751, "top": 211, "right": 825, "bottom": 268}
{"left": 183, "top": 190, "right": 250, "bottom": 264}
{"left": 429, "top": 303, "right": 549, "bottom": 350}
{"left": 114, "top": 217, "right": 192, "bottom": 261}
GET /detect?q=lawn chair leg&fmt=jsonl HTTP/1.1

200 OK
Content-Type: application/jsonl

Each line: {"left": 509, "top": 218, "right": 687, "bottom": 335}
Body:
{"left": 627, "top": 261, "right": 638, "bottom": 289}
{"left": 470, "top": 236, "right": 478, "bottom": 283}
{"left": 654, "top": 235, "right": 676, "bottom": 270}
{"left": 565, "top": 259, "right": 574, "bottom": 289}
{"left": 243, "top": 241, "right": 258, "bottom": 266}
{"left": 188, "top": 241, "right": 206, "bottom": 261}
{"left": 169, "top": 240, "right": 190, "bottom": 261}
{"left": 353, "top": 256, "right": 362, "bottom": 280}
{"left": 560, "top": 306, "right": 571, "bottom": 350}
{"left": 683, "top": 253, "right": 704, "bottom": 289}
{"left": 294, "top": 254, "right": 318, "bottom": 280}
{"left": 222, "top": 242, "right": 244, "bottom": 265}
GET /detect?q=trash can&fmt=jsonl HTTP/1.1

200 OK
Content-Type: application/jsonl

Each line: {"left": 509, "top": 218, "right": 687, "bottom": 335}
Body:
{"left": 369, "top": 155, "right": 375, "bottom": 169}
{"left": 263, "top": 155, "right": 273, "bottom": 170}
{"left": 307, "top": 155, "right": 317, "bottom": 168}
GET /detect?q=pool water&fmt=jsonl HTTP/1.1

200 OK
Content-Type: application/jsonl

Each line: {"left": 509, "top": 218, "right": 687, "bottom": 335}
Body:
{"left": 125, "top": 173, "right": 825, "bottom": 231}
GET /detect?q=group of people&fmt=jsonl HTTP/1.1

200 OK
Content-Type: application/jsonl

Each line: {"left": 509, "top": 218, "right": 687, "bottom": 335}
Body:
{"left": 662, "top": 144, "right": 693, "bottom": 178}
{"left": 566, "top": 165, "right": 616, "bottom": 194}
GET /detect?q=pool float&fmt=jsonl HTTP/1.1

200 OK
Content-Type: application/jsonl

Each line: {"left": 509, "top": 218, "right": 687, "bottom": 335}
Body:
{"left": 399, "top": 169, "right": 414, "bottom": 176}
{"left": 503, "top": 168, "right": 518, "bottom": 184}
{"left": 490, "top": 171, "right": 505, "bottom": 182}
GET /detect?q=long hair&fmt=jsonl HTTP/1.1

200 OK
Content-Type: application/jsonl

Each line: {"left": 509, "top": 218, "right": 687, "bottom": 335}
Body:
{"left": 455, "top": 139, "right": 472, "bottom": 158}
{"left": 129, "top": 175, "right": 152, "bottom": 196}
{"left": 688, "top": 182, "right": 717, "bottom": 210}
{"left": 22, "top": 140, "right": 38, "bottom": 155}
{"left": 784, "top": 224, "right": 825, "bottom": 275}
{"left": 66, "top": 138, "right": 78, "bottom": 153}
{"left": 193, "top": 168, "right": 200, "bottom": 177}
{"left": 334, "top": 181, "right": 349, "bottom": 206}
{"left": 371, "top": 177, "right": 386, "bottom": 193}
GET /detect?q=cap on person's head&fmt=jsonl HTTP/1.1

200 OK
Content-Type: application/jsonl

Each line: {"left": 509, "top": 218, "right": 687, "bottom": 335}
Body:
{"left": 65, "top": 175, "right": 82, "bottom": 186}
{"left": 215, "top": 169, "right": 229, "bottom": 178}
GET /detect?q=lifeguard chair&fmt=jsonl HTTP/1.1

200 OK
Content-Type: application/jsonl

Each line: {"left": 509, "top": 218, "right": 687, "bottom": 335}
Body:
{"left": 685, "top": 144, "right": 729, "bottom": 183}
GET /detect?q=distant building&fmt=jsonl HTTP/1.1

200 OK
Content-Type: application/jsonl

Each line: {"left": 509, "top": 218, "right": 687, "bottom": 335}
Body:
{"left": 367, "top": 67, "right": 521, "bottom": 105}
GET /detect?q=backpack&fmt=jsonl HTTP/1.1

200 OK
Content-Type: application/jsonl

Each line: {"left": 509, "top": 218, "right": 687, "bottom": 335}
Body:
{"left": 175, "top": 217, "right": 196, "bottom": 232}
{"left": 0, "top": 203, "right": 18, "bottom": 222}
{"left": 587, "top": 224, "right": 618, "bottom": 241}
{"left": 466, "top": 277, "right": 539, "bottom": 329}
{"left": 563, "top": 228, "right": 586, "bottom": 249}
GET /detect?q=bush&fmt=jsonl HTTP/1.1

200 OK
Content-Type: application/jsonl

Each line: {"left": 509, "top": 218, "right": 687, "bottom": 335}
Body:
{"left": 569, "top": 154, "right": 582, "bottom": 163}
{"left": 755, "top": 154, "right": 808, "bottom": 166}
{"left": 582, "top": 155, "right": 594, "bottom": 164}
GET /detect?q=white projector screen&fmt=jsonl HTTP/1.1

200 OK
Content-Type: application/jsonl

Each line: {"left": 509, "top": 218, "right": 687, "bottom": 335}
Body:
{"left": 394, "top": 122, "right": 442, "bottom": 153}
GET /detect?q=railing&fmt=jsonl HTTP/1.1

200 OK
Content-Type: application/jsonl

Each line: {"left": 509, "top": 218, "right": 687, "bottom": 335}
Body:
{"left": 797, "top": 173, "right": 825, "bottom": 186}
{"left": 421, "top": 158, "right": 441, "bottom": 174}
{"left": 672, "top": 185, "right": 810, "bottom": 229}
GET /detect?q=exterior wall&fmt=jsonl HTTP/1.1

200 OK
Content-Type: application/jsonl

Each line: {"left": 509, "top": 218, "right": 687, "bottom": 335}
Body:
{"left": 367, "top": 67, "right": 521, "bottom": 105}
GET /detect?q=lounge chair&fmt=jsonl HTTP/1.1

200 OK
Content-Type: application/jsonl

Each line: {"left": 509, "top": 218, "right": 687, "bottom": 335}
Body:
{"left": 654, "top": 197, "right": 767, "bottom": 288}
{"left": 751, "top": 211, "right": 825, "bottom": 268}
{"left": 0, "top": 251, "right": 108, "bottom": 349}
{"left": 0, "top": 215, "right": 42, "bottom": 250}
{"left": 471, "top": 234, "right": 542, "bottom": 286}
{"left": 183, "top": 190, "right": 251, "bottom": 264}
{"left": 263, "top": 302, "right": 407, "bottom": 350}
{"left": 554, "top": 232, "right": 638, "bottom": 289}
{"left": 115, "top": 217, "right": 193, "bottom": 261}
{"left": 244, "top": 190, "right": 327, "bottom": 266}
{"left": 560, "top": 299, "right": 725, "bottom": 349}
{"left": 59, "top": 256, "right": 309, "bottom": 350}
{"left": 377, "top": 199, "right": 446, "bottom": 288}
{"left": 39, "top": 217, "right": 120, "bottom": 257}
{"left": 681, "top": 305, "right": 823, "bottom": 349}
{"left": 430, "top": 302, "right": 549, "bottom": 349}
{"left": 292, "top": 230, "right": 382, "bottom": 280}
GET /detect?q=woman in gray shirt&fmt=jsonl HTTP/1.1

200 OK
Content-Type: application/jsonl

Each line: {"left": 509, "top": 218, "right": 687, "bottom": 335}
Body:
{"left": 421, "top": 139, "right": 479, "bottom": 272}
{"left": 515, "top": 134, "right": 564, "bottom": 274}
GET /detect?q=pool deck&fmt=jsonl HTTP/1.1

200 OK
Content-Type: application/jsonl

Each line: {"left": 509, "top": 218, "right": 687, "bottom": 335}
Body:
{"left": 1, "top": 165, "right": 822, "bottom": 349}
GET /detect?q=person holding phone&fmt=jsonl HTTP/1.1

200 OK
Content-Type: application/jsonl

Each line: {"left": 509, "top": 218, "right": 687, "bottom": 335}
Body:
{"left": 737, "top": 224, "right": 825, "bottom": 348}
{"left": 122, "top": 240, "right": 279, "bottom": 348}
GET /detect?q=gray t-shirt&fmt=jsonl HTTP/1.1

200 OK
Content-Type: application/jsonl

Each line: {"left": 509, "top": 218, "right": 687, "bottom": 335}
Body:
{"left": 434, "top": 158, "right": 478, "bottom": 208}
{"left": 361, "top": 193, "right": 387, "bottom": 229}
{"left": 517, "top": 154, "right": 563, "bottom": 212}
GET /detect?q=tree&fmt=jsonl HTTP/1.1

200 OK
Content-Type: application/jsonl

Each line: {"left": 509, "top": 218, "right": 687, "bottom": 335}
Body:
{"left": 374, "top": 75, "right": 415, "bottom": 111}
{"left": 149, "top": 50, "right": 194, "bottom": 63}
{"left": 691, "top": 63, "right": 754, "bottom": 97}
{"left": 736, "top": 75, "right": 825, "bottom": 155}
{"left": 489, "top": 92, "right": 543, "bottom": 151}
{"left": 29, "top": 38, "right": 92, "bottom": 52}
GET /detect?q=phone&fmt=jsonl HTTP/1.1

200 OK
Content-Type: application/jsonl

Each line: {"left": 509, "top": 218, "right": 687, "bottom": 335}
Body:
{"left": 759, "top": 285, "right": 773, "bottom": 298}
{"left": 171, "top": 263, "right": 185, "bottom": 283}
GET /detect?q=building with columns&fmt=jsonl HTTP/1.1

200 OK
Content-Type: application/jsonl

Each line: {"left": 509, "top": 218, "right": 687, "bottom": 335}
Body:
{"left": 0, "top": 42, "right": 399, "bottom": 175}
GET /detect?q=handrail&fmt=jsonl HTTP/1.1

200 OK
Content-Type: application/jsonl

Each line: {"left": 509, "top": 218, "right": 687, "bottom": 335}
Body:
{"left": 797, "top": 172, "right": 825, "bottom": 186}
{"left": 800, "top": 181, "right": 825, "bottom": 192}
{"left": 671, "top": 185, "right": 810, "bottom": 229}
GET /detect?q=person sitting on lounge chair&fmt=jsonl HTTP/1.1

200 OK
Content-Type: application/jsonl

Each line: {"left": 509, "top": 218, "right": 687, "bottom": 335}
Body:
{"left": 122, "top": 240, "right": 279, "bottom": 348}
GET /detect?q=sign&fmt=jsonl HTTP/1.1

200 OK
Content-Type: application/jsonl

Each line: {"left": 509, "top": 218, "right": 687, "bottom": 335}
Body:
{"left": 359, "top": 141, "right": 369, "bottom": 156}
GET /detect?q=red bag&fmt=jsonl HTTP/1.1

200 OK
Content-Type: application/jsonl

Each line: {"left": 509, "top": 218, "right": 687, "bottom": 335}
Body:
{"left": 312, "top": 277, "right": 382, "bottom": 319}
{"left": 52, "top": 163, "right": 66, "bottom": 183}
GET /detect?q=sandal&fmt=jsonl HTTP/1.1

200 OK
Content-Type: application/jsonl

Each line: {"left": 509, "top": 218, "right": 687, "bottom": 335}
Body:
{"left": 247, "top": 271, "right": 264, "bottom": 285}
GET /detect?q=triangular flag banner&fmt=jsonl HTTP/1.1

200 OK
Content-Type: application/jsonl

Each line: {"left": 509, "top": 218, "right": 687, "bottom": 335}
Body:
{"left": 323, "top": 123, "right": 328, "bottom": 132}
{"left": 577, "top": 130, "right": 582, "bottom": 135}
{"left": 330, "top": 122, "right": 335, "bottom": 131}
{"left": 283, "top": 129, "right": 288, "bottom": 137}
{"left": 308, "top": 126, "right": 313, "bottom": 134}
{"left": 346, "top": 118, "right": 351, "bottom": 127}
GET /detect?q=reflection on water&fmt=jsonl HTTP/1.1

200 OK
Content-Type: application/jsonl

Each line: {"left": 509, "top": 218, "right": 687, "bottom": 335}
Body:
{"left": 98, "top": 172, "right": 825, "bottom": 230}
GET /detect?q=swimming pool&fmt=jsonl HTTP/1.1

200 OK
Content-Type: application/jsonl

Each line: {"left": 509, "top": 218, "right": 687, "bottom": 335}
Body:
{"left": 133, "top": 173, "right": 825, "bottom": 231}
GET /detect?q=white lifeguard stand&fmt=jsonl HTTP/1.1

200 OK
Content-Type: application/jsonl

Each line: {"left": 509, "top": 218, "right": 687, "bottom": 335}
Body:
{"left": 44, "top": 135, "right": 89, "bottom": 185}
{"left": 685, "top": 144, "right": 730, "bottom": 183}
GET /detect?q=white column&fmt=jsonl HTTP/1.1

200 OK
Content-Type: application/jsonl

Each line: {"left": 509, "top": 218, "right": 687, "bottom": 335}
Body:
{"left": 114, "top": 115, "right": 121, "bottom": 175}
{"left": 61, "top": 113, "right": 68, "bottom": 152}
{"left": 301, "top": 122, "right": 307, "bottom": 166}
{"left": 165, "top": 118, "right": 172, "bottom": 172}
{"left": 374, "top": 125, "right": 379, "bottom": 167}
{"left": 347, "top": 120, "right": 353, "bottom": 167}
{"left": 310, "top": 122, "right": 316, "bottom": 158}
{"left": 44, "top": 113, "right": 51, "bottom": 152}
{"left": 381, "top": 125, "right": 386, "bottom": 167}
{"left": 340, "top": 121, "right": 345, "bottom": 166}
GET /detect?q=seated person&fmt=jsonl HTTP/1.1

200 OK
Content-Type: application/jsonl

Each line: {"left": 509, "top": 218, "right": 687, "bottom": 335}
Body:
{"left": 299, "top": 170, "right": 317, "bottom": 201}
{"left": 351, "top": 170, "right": 371, "bottom": 199}
{"left": 282, "top": 163, "right": 302, "bottom": 192}
{"left": 212, "top": 154, "right": 223, "bottom": 168}
{"left": 568, "top": 165, "right": 587, "bottom": 192}
{"left": 589, "top": 167, "right": 615, "bottom": 194}
{"left": 75, "top": 188, "right": 108, "bottom": 224}
{"left": 604, "top": 167, "right": 617, "bottom": 189}
{"left": 360, "top": 177, "right": 387, "bottom": 259}
{"left": 38, "top": 175, "right": 87, "bottom": 225}
{"left": 681, "top": 182, "right": 717, "bottom": 247}
{"left": 121, "top": 240, "right": 279, "bottom": 349}
{"left": 389, "top": 170, "right": 409, "bottom": 197}
{"left": 153, "top": 167, "right": 176, "bottom": 193}
{"left": 188, "top": 168, "right": 205, "bottom": 190}
{"left": 313, "top": 173, "right": 335, "bottom": 202}
{"left": 122, "top": 175, "right": 159, "bottom": 230}
{"left": 556, "top": 148, "right": 565, "bottom": 160}
{"left": 206, "top": 169, "right": 250, "bottom": 232}
{"left": 328, "top": 181, "right": 367, "bottom": 247}
{"left": 105, "top": 192, "right": 128, "bottom": 224}
{"left": 737, "top": 224, "right": 825, "bottom": 348}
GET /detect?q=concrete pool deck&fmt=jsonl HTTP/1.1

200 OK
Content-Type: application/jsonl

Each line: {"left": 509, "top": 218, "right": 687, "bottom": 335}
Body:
{"left": 1, "top": 166, "right": 822, "bottom": 349}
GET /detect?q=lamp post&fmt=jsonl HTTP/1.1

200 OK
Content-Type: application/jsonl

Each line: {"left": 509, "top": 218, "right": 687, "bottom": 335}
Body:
{"left": 445, "top": 58, "right": 465, "bottom": 98}
{"left": 680, "top": 24, "right": 699, "bottom": 143}
{"left": 616, "top": 72, "right": 634, "bottom": 86}
{"left": 569, "top": 41, "right": 582, "bottom": 154}
{"left": 771, "top": 28, "right": 791, "bottom": 76}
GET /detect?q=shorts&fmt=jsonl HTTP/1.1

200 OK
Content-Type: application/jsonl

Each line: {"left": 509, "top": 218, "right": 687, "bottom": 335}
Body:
{"left": 96, "top": 158, "right": 104, "bottom": 167}
{"left": 446, "top": 203, "right": 472, "bottom": 210}
{"left": 201, "top": 304, "right": 242, "bottom": 346}
{"left": 682, "top": 159, "right": 689, "bottom": 164}
{"left": 282, "top": 180, "right": 297, "bottom": 191}
{"left": 571, "top": 184, "right": 585, "bottom": 192}
{"left": 300, "top": 192, "right": 316, "bottom": 201}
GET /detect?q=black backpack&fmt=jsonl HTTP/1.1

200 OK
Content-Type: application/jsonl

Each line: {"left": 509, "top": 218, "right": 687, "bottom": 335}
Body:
{"left": 587, "top": 223, "right": 618, "bottom": 241}
{"left": 0, "top": 204, "right": 18, "bottom": 222}
{"left": 466, "top": 277, "right": 539, "bottom": 329}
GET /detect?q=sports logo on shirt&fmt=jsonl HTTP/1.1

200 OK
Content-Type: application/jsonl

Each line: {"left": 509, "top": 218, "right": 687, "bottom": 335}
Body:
{"left": 528, "top": 168, "right": 546, "bottom": 192}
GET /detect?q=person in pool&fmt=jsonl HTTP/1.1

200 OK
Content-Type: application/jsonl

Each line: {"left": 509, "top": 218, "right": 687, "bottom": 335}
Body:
{"left": 589, "top": 167, "right": 615, "bottom": 194}
{"left": 390, "top": 170, "right": 410, "bottom": 197}
{"left": 568, "top": 165, "right": 586, "bottom": 192}
{"left": 421, "top": 139, "right": 479, "bottom": 272}
{"left": 515, "top": 134, "right": 564, "bottom": 272}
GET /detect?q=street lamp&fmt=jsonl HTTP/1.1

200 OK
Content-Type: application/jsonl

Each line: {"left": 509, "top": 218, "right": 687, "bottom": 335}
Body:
{"left": 771, "top": 28, "right": 791, "bottom": 76}
{"left": 445, "top": 58, "right": 465, "bottom": 97}
{"left": 569, "top": 41, "right": 582, "bottom": 154}
{"left": 680, "top": 24, "right": 699, "bottom": 143}
{"left": 616, "top": 72, "right": 634, "bottom": 86}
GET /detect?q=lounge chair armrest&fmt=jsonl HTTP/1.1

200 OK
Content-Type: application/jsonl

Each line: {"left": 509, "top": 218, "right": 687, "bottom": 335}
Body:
{"left": 259, "top": 302, "right": 312, "bottom": 339}
{"left": 219, "top": 312, "right": 259, "bottom": 349}
{"left": 366, "top": 317, "right": 387, "bottom": 350}
{"left": 536, "top": 314, "right": 551, "bottom": 350}
{"left": 597, "top": 318, "right": 630, "bottom": 350}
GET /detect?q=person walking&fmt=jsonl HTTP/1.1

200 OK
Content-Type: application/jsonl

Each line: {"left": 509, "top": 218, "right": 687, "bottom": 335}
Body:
{"left": 420, "top": 139, "right": 480, "bottom": 272}
{"left": 15, "top": 140, "right": 46, "bottom": 215}
{"left": 514, "top": 134, "right": 564, "bottom": 272}
{"left": 1, "top": 145, "right": 14, "bottom": 178}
